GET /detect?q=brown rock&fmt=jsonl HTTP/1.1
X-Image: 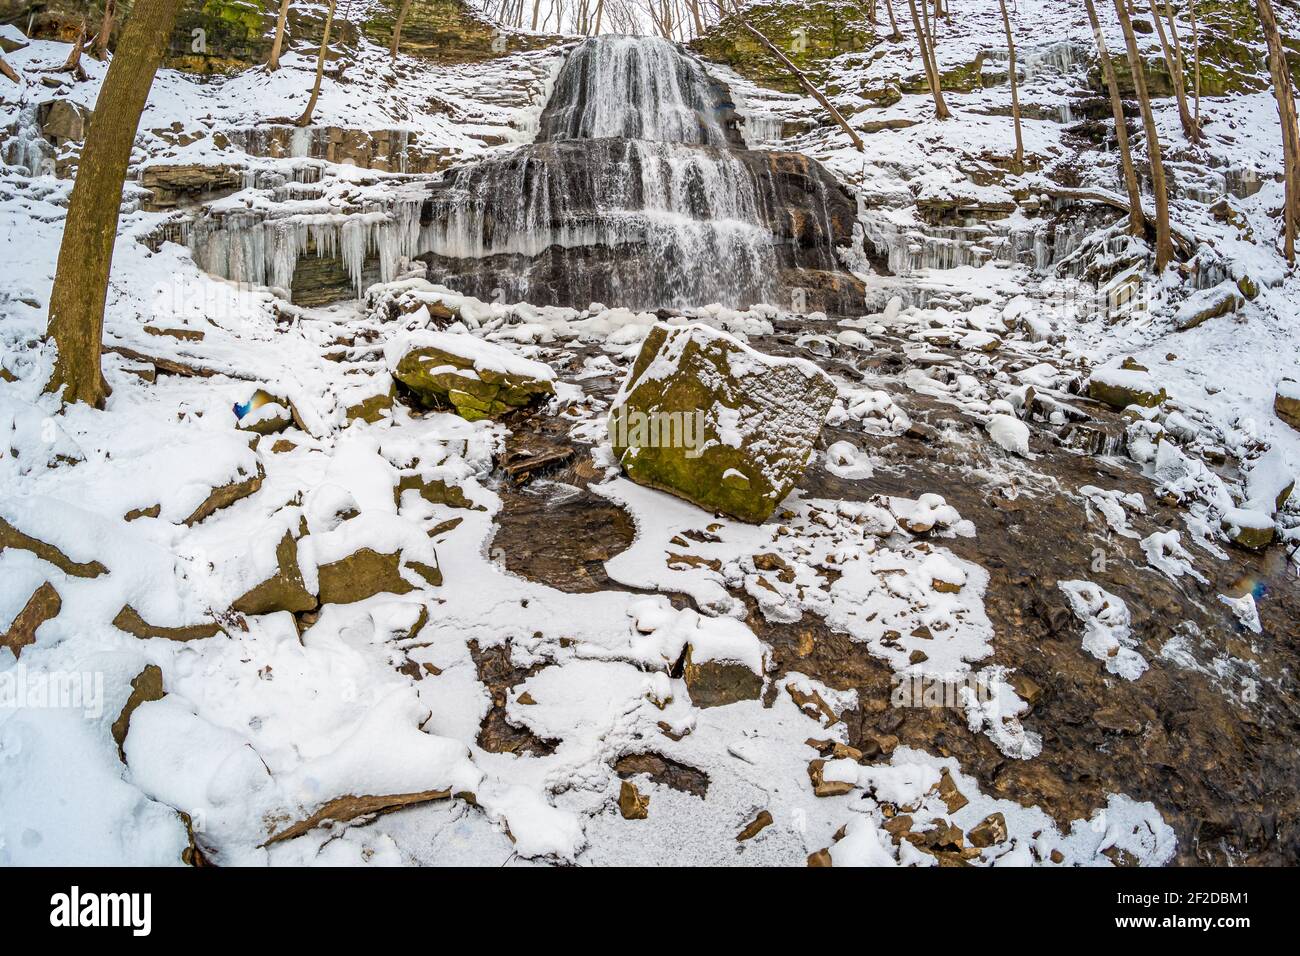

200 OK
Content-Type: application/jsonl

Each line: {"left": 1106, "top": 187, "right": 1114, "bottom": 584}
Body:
{"left": 1, "top": 581, "right": 61, "bottom": 658}
{"left": 936, "top": 768, "right": 969, "bottom": 814}
{"left": 736, "top": 809, "right": 774, "bottom": 841}
{"left": 110, "top": 665, "right": 165, "bottom": 760}
{"left": 618, "top": 780, "right": 650, "bottom": 820}
{"left": 232, "top": 530, "right": 317, "bottom": 616}
{"left": 807, "top": 848, "right": 833, "bottom": 867}
{"left": 266, "top": 790, "right": 454, "bottom": 845}
{"left": 968, "top": 812, "right": 1008, "bottom": 848}
{"left": 808, "top": 759, "right": 855, "bottom": 797}
{"left": 183, "top": 464, "right": 265, "bottom": 526}
{"left": 0, "top": 516, "right": 107, "bottom": 578}
{"left": 112, "top": 606, "right": 222, "bottom": 642}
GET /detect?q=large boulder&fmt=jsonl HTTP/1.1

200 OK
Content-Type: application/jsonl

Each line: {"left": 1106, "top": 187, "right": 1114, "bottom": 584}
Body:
{"left": 610, "top": 324, "right": 836, "bottom": 523}
{"left": 1276, "top": 379, "right": 1300, "bottom": 432}
{"left": 386, "top": 330, "right": 555, "bottom": 421}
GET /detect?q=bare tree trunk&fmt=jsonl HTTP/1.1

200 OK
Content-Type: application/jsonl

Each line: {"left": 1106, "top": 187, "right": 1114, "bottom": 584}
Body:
{"left": 594, "top": 0, "right": 605, "bottom": 33}
{"left": 391, "top": 0, "right": 412, "bottom": 59}
{"left": 92, "top": 0, "right": 116, "bottom": 61}
{"left": 1085, "top": 0, "right": 1145, "bottom": 238}
{"left": 906, "top": 0, "right": 949, "bottom": 119}
{"left": 268, "top": 0, "right": 291, "bottom": 70}
{"left": 0, "top": 54, "right": 19, "bottom": 83}
{"left": 998, "top": 0, "right": 1023, "bottom": 172}
{"left": 731, "top": 5, "right": 865, "bottom": 151}
{"left": 45, "top": 0, "right": 186, "bottom": 408}
{"left": 1189, "top": 0, "right": 1201, "bottom": 129}
{"left": 531, "top": 0, "right": 542, "bottom": 30}
{"left": 883, "top": 0, "right": 902, "bottom": 40}
{"left": 1149, "top": 0, "right": 1195, "bottom": 139}
{"left": 296, "top": 0, "right": 337, "bottom": 127}
{"left": 1259, "top": 0, "right": 1300, "bottom": 264}
{"left": 1114, "top": 0, "right": 1174, "bottom": 270}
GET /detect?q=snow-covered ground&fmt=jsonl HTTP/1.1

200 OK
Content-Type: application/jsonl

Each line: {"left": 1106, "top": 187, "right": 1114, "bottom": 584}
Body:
{"left": 1, "top": 1, "right": 1297, "bottom": 866}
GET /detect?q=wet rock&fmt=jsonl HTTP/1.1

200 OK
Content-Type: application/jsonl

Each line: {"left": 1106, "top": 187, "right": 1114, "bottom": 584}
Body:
{"left": 1093, "top": 703, "right": 1144, "bottom": 735}
{"left": 936, "top": 768, "right": 969, "bottom": 814}
{"left": 611, "top": 324, "right": 835, "bottom": 523}
{"left": 967, "top": 812, "right": 1008, "bottom": 848}
{"left": 387, "top": 331, "right": 556, "bottom": 421}
{"left": 683, "top": 644, "right": 764, "bottom": 708}
{"left": 232, "top": 530, "right": 317, "bottom": 616}
{"left": 736, "top": 809, "right": 774, "bottom": 841}
{"left": 618, "top": 780, "right": 650, "bottom": 820}
{"left": 613, "top": 752, "right": 709, "bottom": 797}
{"left": 1, "top": 581, "right": 60, "bottom": 658}
{"left": 110, "top": 665, "right": 165, "bottom": 761}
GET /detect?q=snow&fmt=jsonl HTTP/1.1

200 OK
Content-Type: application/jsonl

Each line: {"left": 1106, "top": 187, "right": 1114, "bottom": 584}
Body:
{"left": 4, "top": 0, "right": 1294, "bottom": 867}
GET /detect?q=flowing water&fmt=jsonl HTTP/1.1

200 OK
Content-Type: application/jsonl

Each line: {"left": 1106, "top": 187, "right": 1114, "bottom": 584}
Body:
{"left": 421, "top": 35, "right": 859, "bottom": 313}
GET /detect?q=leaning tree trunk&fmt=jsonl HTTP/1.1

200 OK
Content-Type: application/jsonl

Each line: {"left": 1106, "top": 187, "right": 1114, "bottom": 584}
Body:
{"left": 267, "top": 0, "right": 291, "bottom": 71}
{"left": 998, "top": 0, "right": 1023, "bottom": 172}
{"left": 730, "top": 4, "right": 865, "bottom": 151}
{"left": 391, "top": 0, "right": 413, "bottom": 60}
{"left": 1115, "top": 0, "right": 1174, "bottom": 270}
{"left": 1085, "top": 0, "right": 1145, "bottom": 238}
{"left": 1259, "top": 0, "right": 1300, "bottom": 264}
{"left": 296, "top": 0, "right": 337, "bottom": 127}
{"left": 0, "top": 54, "right": 19, "bottom": 83}
{"left": 44, "top": 0, "right": 186, "bottom": 408}
{"left": 906, "top": 0, "right": 949, "bottom": 119}
{"left": 92, "top": 0, "right": 116, "bottom": 61}
{"left": 883, "top": 0, "right": 902, "bottom": 41}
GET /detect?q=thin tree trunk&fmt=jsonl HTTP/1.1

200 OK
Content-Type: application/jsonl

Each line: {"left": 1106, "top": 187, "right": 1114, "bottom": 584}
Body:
{"left": 1189, "top": 0, "right": 1201, "bottom": 129}
{"left": 45, "top": 0, "right": 186, "bottom": 408}
{"left": 1149, "top": 0, "right": 1195, "bottom": 139}
{"left": 883, "top": 0, "right": 902, "bottom": 40}
{"left": 296, "top": 0, "right": 337, "bottom": 128}
{"left": 906, "top": 0, "right": 949, "bottom": 119}
{"left": 0, "top": 54, "right": 19, "bottom": 83}
{"left": 92, "top": 0, "right": 116, "bottom": 61}
{"left": 998, "top": 0, "right": 1023, "bottom": 172}
{"left": 1085, "top": 0, "right": 1145, "bottom": 238}
{"left": 1115, "top": 0, "right": 1174, "bottom": 270}
{"left": 1259, "top": 0, "right": 1300, "bottom": 264}
{"left": 531, "top": 0, "right": 541, "bottom": 30}
{"left": 268, "top": 0, "right": 291, "bottom": 70}
{"left": 731, "top": 7, "right": 865, "bottom": 151}
{"left": 594, "top": 0, "right": 605, "bottom": 33}
{"left": 391, "top": 0, "right": 412, "bottom": 59}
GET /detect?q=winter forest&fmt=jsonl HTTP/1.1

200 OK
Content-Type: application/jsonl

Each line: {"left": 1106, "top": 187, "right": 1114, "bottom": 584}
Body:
{"left": 1, "top": 0, "right": 1299, "bottom": 880}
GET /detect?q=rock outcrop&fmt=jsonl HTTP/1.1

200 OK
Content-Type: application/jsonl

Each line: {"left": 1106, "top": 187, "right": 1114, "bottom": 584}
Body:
{"left": 610, "top": 324, "right": 836, "bottom": 523}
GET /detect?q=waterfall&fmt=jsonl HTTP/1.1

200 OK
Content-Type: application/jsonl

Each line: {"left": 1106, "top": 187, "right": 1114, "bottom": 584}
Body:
{"left": 2, "top": 104, "right": 55, "bottom": 178}
{"left": 420, "top": 36, "right": 858, "bottom": 313}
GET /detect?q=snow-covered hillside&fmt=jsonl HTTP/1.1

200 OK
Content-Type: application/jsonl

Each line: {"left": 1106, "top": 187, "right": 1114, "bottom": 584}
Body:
{"left": 1, "top": 0, "right": 1298, "bottom": 868}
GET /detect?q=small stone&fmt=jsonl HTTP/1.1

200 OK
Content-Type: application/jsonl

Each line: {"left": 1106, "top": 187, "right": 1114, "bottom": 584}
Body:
{"left": 618, "top": 780, "right": 650, "bottom": 820}
{"left": 1, "top": 582, "right": 61, "bottom": 658}
{"left": 937, "top": 769, "right": 969, "bottom": 814}
{"left": 736, "top": 809, "right": 774, "bottom": 842}
{"left": 807, "top": 848, "right": 833, "bottom": 867}
{"left": 968, "top": 812, "right": 1008, "bottom": 848}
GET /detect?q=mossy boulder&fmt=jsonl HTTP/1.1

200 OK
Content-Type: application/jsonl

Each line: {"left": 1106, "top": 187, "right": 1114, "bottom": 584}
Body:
{"left": 690, "top": 0, "right": 877, "bottom": 94}
{"left": 1087, "top": 361, "right": 1167, "bottom": 410}
{"left": 233, "top": 529, "right": 317, "bottom": 616}
{"left": 610, "top": 324, "right": 836, "bottom": 524}
{"left": 387, "top": 331, "right": 555, "bottom": 422}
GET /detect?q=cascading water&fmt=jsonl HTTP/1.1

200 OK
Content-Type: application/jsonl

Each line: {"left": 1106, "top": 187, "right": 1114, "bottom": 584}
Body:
{"left": 420, "top": 35, "right": 861, "bottom": 313}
